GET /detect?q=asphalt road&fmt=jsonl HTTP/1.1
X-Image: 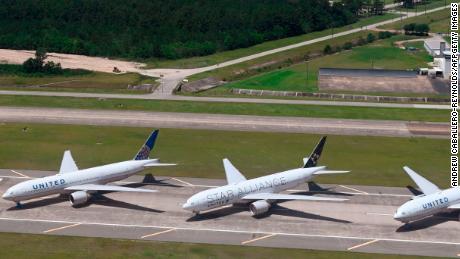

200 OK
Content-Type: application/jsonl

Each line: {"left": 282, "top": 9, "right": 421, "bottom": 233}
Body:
{"left": 0, "top": 169, "right": 458, "bottom": 258}
{"left": 0, "top": 90, "right": 450, "bottom": 110}
{"left": 0, "top": 106, "right": 448, "bottom": 138}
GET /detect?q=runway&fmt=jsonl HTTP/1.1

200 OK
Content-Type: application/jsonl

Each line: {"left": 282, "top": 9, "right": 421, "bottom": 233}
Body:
{"left": 0, "top": 106, "right": 449, "bottom": 138}
{"left": 0, "top": 169, "right": 458, "bottom": 258}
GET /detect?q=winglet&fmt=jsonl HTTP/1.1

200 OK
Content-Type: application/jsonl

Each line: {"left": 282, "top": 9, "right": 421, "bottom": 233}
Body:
{"left": 223, "top": 159, "right": 247, "bottom": 185}
{"left": 304, "top": 136, "right": 326, "bottom": 168}
{"left": 403, "top": 166, "right": 440, "bottom": 195}
{"left": 134, "top": 130, "right": 159, "bottom": 160}
{"left": 59, "top": 150, "right": 78, "bottom": 174}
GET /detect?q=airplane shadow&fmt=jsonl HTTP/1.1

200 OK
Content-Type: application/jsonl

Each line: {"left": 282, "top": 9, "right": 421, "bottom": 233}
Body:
{"left": 296, "top": 182, "right": 353, "bottom": 197}
{"left": 396, "top": 211, "right": 459, "bottom": 232}
{"left": 186, "top": 203, "right": 351, "bottom": 223}
{"left": 262, "top": 204, "right": 351, "bottom": 223}
{"left": 80, "top": 194, "right": 164, "bottom": 213}
{"left": 125, "top": 174, "right": 183, "bottom": 188}
{"left": 7, "top": 195, "right": 68, "bottom": 211}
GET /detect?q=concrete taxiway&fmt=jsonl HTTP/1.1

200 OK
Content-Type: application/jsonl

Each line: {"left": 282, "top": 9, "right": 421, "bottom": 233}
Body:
{"left": 0, "top": 169, "right": 458, "bottom": 257}
{"left": 0, "top": 107, "right": 449, "bottom": 138}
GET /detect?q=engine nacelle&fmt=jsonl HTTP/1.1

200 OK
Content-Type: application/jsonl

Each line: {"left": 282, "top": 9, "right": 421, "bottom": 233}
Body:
{"left": 69, "top": 191, "right": 89, "bottom": 206}
{"left": 249, "top": 200, "right": 271, "bottom": 216}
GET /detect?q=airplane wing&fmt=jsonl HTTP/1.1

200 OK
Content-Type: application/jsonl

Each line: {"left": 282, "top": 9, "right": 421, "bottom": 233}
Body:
{"left": 448, "top": 203, "right": 460, "bottom": 210}
{"left": 144, "top": 163, "right": 176, "bottom": 167}
{"left": 241, "top": 193, "right": 347, "bottom": 202}
{"left": 65, "top": 184, "right": 157, "bottom": 193}
{"left": 223, "top": 158, "right": 247, "bottom": 184}
{"left": 59, "top": 150, "right": 78, "bottom": 174}
{"left": 313, "top": 170, "right": 350, "bottom": 175}
{"left": 403, "top": 166, "right": 440, "bottom": 195}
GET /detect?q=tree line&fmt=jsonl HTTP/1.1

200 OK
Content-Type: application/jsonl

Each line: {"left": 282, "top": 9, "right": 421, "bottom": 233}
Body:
{"left": 0, "top": 0, "right": 369, "bottom": 60}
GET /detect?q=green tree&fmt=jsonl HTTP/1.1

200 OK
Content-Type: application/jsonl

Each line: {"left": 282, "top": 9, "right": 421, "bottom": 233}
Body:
{"left": 323, "top": 44, "right": 333, "bottom": 54}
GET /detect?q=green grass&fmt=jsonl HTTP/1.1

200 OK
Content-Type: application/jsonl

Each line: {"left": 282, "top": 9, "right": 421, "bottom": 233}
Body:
{"left": 145, "top": 13, "right": 400, "bottom": 69}
{"left": 187, "top": 30, "right": 373, "bottom": 83}
{"left": 0, "top": 95, "right": 448, "bottom": 122}
{"left": 0, "top": 232, "right": 431, "bottom": 259}
{"left": 213, "top": 35, "right": 432, "bottom": 93}
{"left": 0, "top": 124, "right": 449, "bottom": 187}
{"left": 0, "top": 67, "right": 158, "bottom": 94}
{"left": 380, "top": 8, "right": 449, "bottom": 32}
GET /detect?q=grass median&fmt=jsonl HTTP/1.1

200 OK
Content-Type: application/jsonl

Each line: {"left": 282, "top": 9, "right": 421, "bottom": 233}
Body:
{"left": 0, "top": 95, "right": 448, "bottom": 122}
{"left": 0, "top": 124, "right": 449, "bottom": 187}
{"left": 0, "top": 232, "right": 430, "bottom": 259}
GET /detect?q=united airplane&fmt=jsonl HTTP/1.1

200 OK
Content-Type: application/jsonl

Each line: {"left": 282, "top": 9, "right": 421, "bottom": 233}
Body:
{"left": 182, "top": 137, "right": 349, "bottom": 216}
{"left": 394, "top": 166, "right": 460, "bottom": 223}
{"left": 2, "top": 130, "right": 174, "bottom": 207}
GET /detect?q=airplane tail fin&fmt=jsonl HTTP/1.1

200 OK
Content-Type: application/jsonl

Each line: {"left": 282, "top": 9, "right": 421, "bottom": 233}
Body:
{"left": 133, "top": 130, "right": 159, "bottom": 160}
{"left": 304, "top": 136, "right": 326, "bottom": 168}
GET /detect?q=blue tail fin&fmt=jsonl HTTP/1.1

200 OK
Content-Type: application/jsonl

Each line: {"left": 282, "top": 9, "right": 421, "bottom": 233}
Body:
{"left": 304, "top": 136, "right": 326, "bottom": 168}
{"left": 134, "top": 130, "right": 159, "bottom": 160}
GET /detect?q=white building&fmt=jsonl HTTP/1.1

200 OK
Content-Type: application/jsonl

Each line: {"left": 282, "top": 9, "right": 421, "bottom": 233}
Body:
{"left": 424, "top": 37, "right": 451, "bottom": 79}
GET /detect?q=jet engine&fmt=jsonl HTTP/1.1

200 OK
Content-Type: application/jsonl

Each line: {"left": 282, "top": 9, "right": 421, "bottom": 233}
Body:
{"left": 249, "top": 200, "right": 271, "bottom": 216}
{"left": 69, "top": 191, "right": 90, "bottom": 206}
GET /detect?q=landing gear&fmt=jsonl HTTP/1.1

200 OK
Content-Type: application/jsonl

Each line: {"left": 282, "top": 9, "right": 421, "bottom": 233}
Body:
{"left": 193, "top": 211, "right": 200, "bottom": 216}
{"left": 15, "top": 202, "right": 23, "bottom": 209}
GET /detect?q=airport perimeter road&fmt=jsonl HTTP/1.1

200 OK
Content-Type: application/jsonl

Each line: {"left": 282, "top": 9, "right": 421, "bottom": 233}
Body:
{"left": 0, "top": 106, "right": 448, "bottom": 138}
{"left": 0, "top": 90, "right": 450, "bottom": 109}
{"left": 0, "top": 169, "right": 458, "bottom": 258}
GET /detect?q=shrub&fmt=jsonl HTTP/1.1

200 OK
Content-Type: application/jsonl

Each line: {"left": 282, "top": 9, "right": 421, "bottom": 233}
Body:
{"left": 343, "top": 41, "right": 353, "bottom": 50}
{"left": 366, "top": 33, "right": 376, "bottom": 43}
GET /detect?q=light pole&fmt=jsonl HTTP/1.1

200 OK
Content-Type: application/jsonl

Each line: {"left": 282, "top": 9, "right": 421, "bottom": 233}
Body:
{"left": 305, "top": 58, "right": 309, "bottom": 89}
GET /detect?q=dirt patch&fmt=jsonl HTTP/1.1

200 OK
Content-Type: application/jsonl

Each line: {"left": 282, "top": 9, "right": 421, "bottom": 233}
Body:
{"left": 0, "top": 49, "right": 144, "bottom": 74}
{"left": 319, "top": 75, "right": 449, "bottom": 94}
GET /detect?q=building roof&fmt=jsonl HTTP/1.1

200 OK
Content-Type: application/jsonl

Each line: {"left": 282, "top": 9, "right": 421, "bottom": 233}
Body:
{"left": 424, "top": 38, "right": 450, "bottom": 50}
{"left": 319, "top": 68, "right": 418, "bottom": 78}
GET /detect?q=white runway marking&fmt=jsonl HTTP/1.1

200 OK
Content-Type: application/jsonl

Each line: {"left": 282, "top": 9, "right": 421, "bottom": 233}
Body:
{"left": 366, "top": 212, "right": 393, "bottom": 216}
{"left": 10, "top": 170, "right": 30, "bottom": 178}
{"left": 43, "top": 223, "right": 81, "bottom": 233}
{"left": 1, "top": 217, "right": 459, "bottom": 246}
{"left": 171, "top": 178, "right": 194, "bottom": 186}
{"left": 0, "top": 175, "right": 33, "bottom": 179}
{"left": 141, "top": 228, "right": 176, "bottom": 239}
{"left": 339, "top": 185, "right": 369, "bottom": 195}
{"left": 241, "top": 233, "right": 277, "bottom": 245}
{"left": 347, "top": 239, "right": 379, "bottom": 251}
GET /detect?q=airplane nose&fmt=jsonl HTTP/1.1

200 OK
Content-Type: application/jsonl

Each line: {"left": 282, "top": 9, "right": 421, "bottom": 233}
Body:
{"left": 2, "top": 192, "right": 10, "bottom": 200}
{"left": 182, "top": 202, "right": 191, "bottom": 210}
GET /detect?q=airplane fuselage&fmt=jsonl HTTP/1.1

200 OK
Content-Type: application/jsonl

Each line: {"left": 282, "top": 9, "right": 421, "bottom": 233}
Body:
{"left": 394, "top": 187, "right": 460, "bottom": 223}
{"left": 3, "top": 160, "right": 154, "bottom": 202}
{"left": 183, "top": 166, "right": 324, "bottom": 212}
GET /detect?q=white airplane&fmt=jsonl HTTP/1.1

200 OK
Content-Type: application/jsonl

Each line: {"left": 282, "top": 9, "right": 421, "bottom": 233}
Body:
{"left": 182, "top": 137, "right": 349, "bottom": 216}
{"left": 394, "top": 166, "right": 460, "bottom": 223}
{"left": 2, "top": 130, "right": 175, "bottom": 208}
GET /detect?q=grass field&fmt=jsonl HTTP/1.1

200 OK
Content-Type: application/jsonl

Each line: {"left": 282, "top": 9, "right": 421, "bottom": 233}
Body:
{"left": 380, "top": 8, "right": 449, "bottom": 32}
{"left": 208, "top": 35, "right": 432, "bottom": 93}
{"left": 0, "top": 124, "right": 449, "bottom": 187}
{"left": 145, "top": 13, "right": 400, "bottom": 69}
{"left": 0, "top": 69, "right": 158, "bottom": 94}
{"left": 0, "top": 232, "right": 431, "bottom": 259}
{"left": 187, "top": 30, "right": 374, "bottom": 82}
{"left": 0, "top": 95, "right": 448, "bottom": 122}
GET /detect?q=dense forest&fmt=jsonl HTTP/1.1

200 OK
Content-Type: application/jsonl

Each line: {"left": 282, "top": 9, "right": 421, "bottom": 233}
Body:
{"left": 0, "top": 0, "right": 365, "bottom": 59}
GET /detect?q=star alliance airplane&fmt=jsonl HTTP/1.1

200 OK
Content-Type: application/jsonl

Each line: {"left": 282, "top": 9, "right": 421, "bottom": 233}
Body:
{"left": 394, "top": 166, "right": 460, "bottom": 223}
{"left": 2, "top": 130, "right": 175, "bottom": 207}
{"left": 183, "top": 137, "right": 349, "bottom": 216}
